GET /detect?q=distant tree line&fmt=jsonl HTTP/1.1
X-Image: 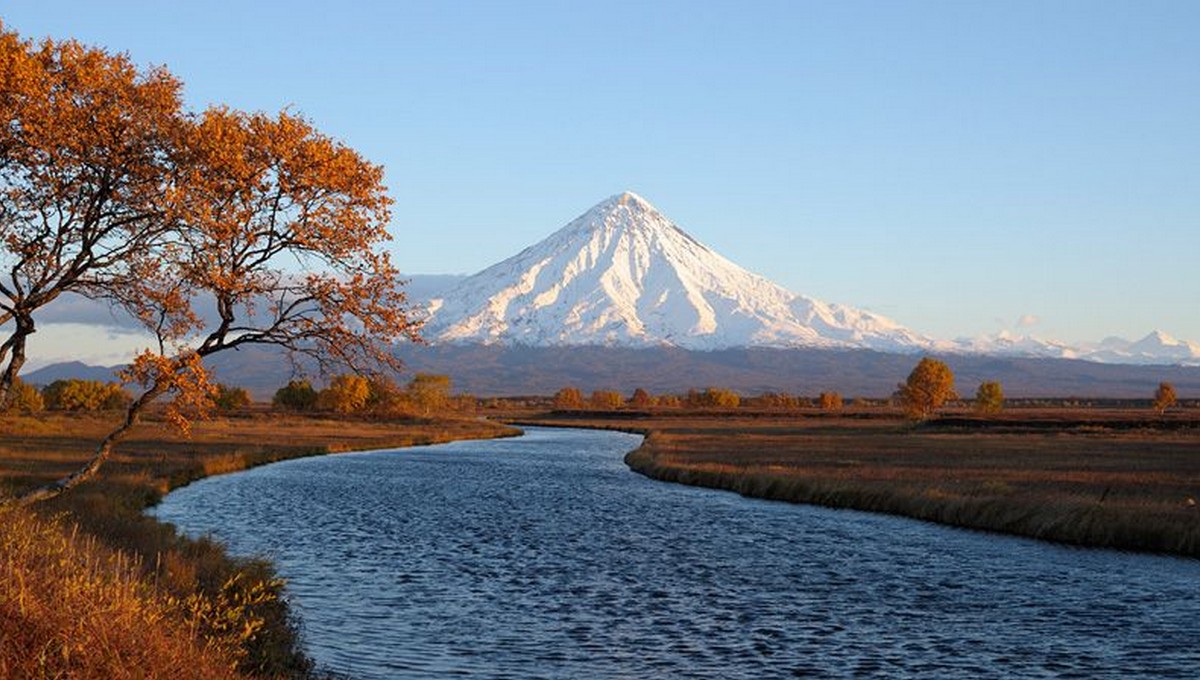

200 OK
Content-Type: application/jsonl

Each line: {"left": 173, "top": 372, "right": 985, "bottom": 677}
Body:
{"left": 546, "top": 358, "right": 1186, "bottom": 419}
{"left": 272, "top": 373, "right": 470, "bottom": 418}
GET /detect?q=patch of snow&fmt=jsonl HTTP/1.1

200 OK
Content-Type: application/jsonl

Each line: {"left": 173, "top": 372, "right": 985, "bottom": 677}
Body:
{"left": 418, "top": 191, "right": 936, "bottom": 352}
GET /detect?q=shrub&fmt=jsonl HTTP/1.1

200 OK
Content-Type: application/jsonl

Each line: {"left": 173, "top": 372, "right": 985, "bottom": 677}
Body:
{"left": 4, "top": 378, "right": 44, "bottom": 413}
{"left": 212, "top": 384, "right": 251, "bottom": 412}
{"left": 272, "top": 380, "right": 318, "bottom": 411}
{"left": 42, "top": 379, "right": 131, "bottom": 411}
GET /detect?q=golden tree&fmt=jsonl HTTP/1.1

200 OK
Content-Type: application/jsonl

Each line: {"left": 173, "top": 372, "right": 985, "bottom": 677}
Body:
{"left": 407, "top": 373, "right": 451, "bottom": 416}
{"left": 628, "top": 387, "right": 653, "bottom": 408}
{"left": 687, "top": 387, "right": 740, "bottom": 408}
{"left": 0, "top": 25, "right": 182, "bottom": 407}
{"left": 590, "top": 390, "right": 624, "bottom": 410}
{"left": 898, "top": 357, "right": 957, "bottom": 420}
{"left": 553, "top": 387, "right": 584, "bottom": 410}
{"left": 319, "top": 374, "right": 372, "bottom": 414}
{"left": 974, "top": 380, "right": 1004, "bottom": 414}
{"left": 1153, "top": 382, "right": 1177, "bottom": 415}
{"left": 15, "top": 107, "right": 419, "bottom": 505}
{"left": 818, "top": 391, "right": 843, "bottom": 411}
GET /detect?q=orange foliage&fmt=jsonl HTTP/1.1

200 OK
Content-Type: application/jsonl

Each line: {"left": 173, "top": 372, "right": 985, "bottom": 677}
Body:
{"left": 0, "top": 24, "right": 183, "bottom": 405}
{"left": 6, "top": 24, "right": 420, "bottom": 505}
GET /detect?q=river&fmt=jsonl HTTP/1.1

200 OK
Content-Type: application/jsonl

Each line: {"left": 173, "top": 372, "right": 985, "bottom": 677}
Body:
{"left": 152, "top": 427, "right": 1200, "bottom": 678}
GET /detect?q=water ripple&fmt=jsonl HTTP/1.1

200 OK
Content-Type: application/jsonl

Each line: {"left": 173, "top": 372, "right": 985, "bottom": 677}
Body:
{"left": 154, "top": 428, "right": 1200, "bottom": 679}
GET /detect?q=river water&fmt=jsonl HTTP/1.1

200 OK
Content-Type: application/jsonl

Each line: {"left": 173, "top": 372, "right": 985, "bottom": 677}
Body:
{"left": 152, "top": 427, "right": 1200, "bottom": 678}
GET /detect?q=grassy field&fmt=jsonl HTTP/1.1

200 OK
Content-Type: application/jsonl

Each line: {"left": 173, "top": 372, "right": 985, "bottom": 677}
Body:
{"left": 5, "top": 404, "right": 1197, "bottom": 675}
{"left": 0, "top": 410, "right": 518, "bottom": 678}
{"left": 524, "top": 407, "right": 1200, "bottom": 557}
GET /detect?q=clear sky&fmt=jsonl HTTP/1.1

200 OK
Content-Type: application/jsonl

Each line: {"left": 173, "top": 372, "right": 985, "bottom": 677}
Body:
{"left": 4, "top": 0, "right": 1198, "bottom": 353}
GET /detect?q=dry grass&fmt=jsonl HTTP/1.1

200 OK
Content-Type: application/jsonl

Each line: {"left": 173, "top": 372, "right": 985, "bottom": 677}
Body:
{"left": 0, "top": 410, "right": 517, "bottom": 677}
{"left": 0, "top": 504, "right": 241, "bottom": 679}
{"left": 525, "top": 407, "right": 1200, "bottom": 557}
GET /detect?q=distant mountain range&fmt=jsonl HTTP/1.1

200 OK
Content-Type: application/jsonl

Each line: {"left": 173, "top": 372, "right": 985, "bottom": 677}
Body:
{"left": 412, "top": 192, "right": 1200, "bottom": 366}
{"left": 18, "top": 191, "right": 1200, "bottom": 396}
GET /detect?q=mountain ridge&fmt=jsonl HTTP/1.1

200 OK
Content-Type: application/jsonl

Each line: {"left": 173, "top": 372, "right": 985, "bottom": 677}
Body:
{"left": 415, "top": 191, "right": 1199, "bottom": 365}
{"left": 421, "top": 192, "right": 933, "bottom": 352}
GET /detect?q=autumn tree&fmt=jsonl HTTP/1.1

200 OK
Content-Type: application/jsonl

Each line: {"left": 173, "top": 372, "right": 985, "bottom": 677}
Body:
{"left": 0, "top": 26, "right": 182, "bottom": 408}
{"left": 1153, "top": 382, "right": 1177, "bottom": 415}
{"left": 319, "top": 374, "right": 371, "bottom": 414}
{"left": 628, "top": 387, "right": 653, "bottom": 408}
{"left": 1, "top": 377, "right": 42, "bottom": 413}
{"left": 365, "top": 374, "right": 407, "bottom": 417}
{"left": 42, "top": 379, "right": 130, "bottom": 411}
{"left": 407, "top": 373, "right": 451, "bottom": 416}
{"left": 590, "top": 390, "right": 624, "bottom": 410}
{"left": 898, "top": 357, "right": 957, "bottom": 420}
{"left": 656, "top": 393, "right": 681, "bottom": 408}
{"left": 753, "top": 392, "right": 803, "bottom": 410}
{"left": 212, "top": 384, "right": 251, "bottom": 412}
{"left": 687, "top": 387, "right": 740, "bottom": 408}
{"left": 818, "top": 391, "right": 843, "bottom": 411}
{"left": 974, "top": 380, "right": 1004, "bottom": 414}
{"left": 553, "top": 387, "right": 584, "bottom": 410}
{"left": 273, "top": 380, "right": 318, "bottom": 411}
{"left": 14, "top": 105, "right": 418, "bottom": 505}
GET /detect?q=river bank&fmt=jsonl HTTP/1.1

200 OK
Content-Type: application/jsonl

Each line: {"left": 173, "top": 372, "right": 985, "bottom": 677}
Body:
{"left": 153, "top": 424, "right": 1200, "bottom": 678}
{"left": 0, "top": 411, "right": 519, "bottom": 678}
{"left": 523, "top": 408, "right": 1200, "bottom": 557}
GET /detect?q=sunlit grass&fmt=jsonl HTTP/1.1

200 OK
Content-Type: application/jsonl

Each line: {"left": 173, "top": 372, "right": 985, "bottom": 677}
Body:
{"left": 530, "top": 408, "right": 1200, "bottom": 557}
{"left": 0, "top": 504, "right": 242, "bottom": 679}
{"left": 0, "top": 409, "right": 518, "bottom": 677}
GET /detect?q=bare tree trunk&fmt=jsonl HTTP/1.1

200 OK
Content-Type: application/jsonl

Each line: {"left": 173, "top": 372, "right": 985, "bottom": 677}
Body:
{"left": 10, "top": 381, "right": 168, "bottom": 506}
{"left": 0, "top": 314, "right": 34, "bottom": 409}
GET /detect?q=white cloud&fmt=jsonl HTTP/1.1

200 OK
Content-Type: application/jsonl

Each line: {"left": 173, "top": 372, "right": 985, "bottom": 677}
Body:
{"left": 23, "top": 323, "right": 153, "bottom": 370}
{"left": 1016, "top": 314, "right": 1040, "bottom": 328}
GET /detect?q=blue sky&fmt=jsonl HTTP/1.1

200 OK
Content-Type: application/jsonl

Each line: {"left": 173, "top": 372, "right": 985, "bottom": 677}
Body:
{"left": 5, "top": 0, "right": 1198, "bottom": 348}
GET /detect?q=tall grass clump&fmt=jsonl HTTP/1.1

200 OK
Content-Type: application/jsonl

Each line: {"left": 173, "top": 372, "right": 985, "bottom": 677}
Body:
{"left": 0, "top": 504, "right": 243, "bottom": 679}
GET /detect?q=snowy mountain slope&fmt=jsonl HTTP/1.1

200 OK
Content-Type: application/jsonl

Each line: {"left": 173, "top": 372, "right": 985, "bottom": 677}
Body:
{"left": 947, "top": 330, "right": 1200, "bottom": 366}
{"left": 420, "top": 192, "right": 936, "bottom": 351}
{"left": 1079, "top": 331, "right": 1200, "bottom": 366}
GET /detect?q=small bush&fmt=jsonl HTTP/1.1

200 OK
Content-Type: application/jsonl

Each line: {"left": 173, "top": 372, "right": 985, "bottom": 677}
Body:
{"left": 212, "top": 384, "right": 251, "bottom": 412}
{"left": 3, "top": 378, "right": 44, "bottom": 413}
{"left": 272, "top": 380, "right": 317, "bottom": 411}
{"left": 42, "top": 379, "right": 131, "bottom": 411}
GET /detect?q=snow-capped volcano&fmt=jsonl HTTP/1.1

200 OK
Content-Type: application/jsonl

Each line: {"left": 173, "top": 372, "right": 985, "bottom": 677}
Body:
{"left": 421, "top": 192, "right": 935, "bottom": 351}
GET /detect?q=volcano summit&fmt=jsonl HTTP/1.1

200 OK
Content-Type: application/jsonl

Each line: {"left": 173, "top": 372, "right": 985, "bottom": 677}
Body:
{"left": 421, "top": 192, "right": 933, "bottom": 352}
